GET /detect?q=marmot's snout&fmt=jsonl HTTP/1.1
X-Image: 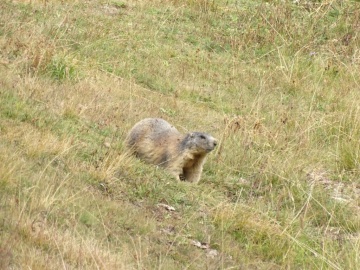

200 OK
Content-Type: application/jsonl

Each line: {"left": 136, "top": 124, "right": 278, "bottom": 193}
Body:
{"left": 207, "top": 139, "right": 217, "bottom": 152}
{"left": 202, "top": 136, "right": 217, "bottom": 152}
{"left": 212, "top": 139, "right": 218, "bottom": 148}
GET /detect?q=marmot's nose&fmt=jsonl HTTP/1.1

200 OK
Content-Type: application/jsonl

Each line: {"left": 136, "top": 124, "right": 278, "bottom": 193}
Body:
{"left": 213, "top": 140, "right": 218, "bottom": 147}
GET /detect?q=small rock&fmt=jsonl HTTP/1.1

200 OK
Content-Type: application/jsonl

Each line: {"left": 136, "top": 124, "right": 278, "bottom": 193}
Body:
{"left": 206, "top": 249, "right": 219, "bottom": 258}
{"left": 104, "top": 137, "right": 112, "bottom": 148}
{"left": 157, "top": 203, "right": 175, "bottom": 212}
{"left": 191, "top": 240, "right": 209, "bottom": 249}
{"left": 104, "top": 142, "right": 111, "bottom": 148}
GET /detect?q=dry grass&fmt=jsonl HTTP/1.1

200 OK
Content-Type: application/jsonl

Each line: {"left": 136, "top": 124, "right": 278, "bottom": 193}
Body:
{"left": 1, "top": 0, "right": 360, "bottom": 269}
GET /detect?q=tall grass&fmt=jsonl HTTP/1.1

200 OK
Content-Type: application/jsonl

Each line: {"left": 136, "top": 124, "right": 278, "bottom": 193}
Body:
{"left": 1, "top": 0, "right": 359, "bottom": 269}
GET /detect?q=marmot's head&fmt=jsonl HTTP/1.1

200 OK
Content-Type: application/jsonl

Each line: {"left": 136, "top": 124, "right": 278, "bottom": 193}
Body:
{"left": 181, "top": 132, "right": 218, "bottom": 154}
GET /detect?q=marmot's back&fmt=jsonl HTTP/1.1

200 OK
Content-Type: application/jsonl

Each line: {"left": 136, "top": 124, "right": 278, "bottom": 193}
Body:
{"left": 128, "top": 118, "right": 181, "bottom": 145}
{"left": 125, "top": 118, "right": 217, "bottom": 183}
{"left": 125, "top": 118, "right": 183, "bottom": 165}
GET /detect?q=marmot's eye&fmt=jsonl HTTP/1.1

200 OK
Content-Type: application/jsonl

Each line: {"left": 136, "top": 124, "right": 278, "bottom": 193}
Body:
{"left": 200, "top": 135, "right": 206, "bottom": 140}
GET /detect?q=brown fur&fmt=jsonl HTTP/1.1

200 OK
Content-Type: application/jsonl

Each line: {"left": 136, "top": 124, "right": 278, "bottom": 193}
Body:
{"left": 125, "top": 118, "right": 217, "bottom": 183}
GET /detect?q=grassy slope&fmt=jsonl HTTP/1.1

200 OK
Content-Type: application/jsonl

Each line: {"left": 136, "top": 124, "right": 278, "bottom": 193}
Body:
{"left": 1, "top": 0, "right": 360, "bottom": 269}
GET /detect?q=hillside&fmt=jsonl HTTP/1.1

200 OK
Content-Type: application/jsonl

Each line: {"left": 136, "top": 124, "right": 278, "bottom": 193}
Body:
{"left": 1, "top": 0, "right": 360, "bottom": 269}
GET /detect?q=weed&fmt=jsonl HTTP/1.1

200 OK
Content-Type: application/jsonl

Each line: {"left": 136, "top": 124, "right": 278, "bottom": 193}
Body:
{"left": 46, "top": 55, "right": 78, "bottom": 81}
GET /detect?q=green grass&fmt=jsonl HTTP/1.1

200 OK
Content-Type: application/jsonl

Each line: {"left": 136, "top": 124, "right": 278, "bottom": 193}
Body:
{"left": 1, "top": 0, "right": 360, "bottom": 269}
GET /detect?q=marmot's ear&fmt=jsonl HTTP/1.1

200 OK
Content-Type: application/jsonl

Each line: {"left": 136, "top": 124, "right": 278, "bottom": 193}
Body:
{"left": 190, "top": 133, "right": 195, "bottom": 139}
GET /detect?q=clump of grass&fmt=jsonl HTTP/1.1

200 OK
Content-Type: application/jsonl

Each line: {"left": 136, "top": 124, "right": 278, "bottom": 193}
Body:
{"left": 213, "top": 204, "right": 290, "bottom": 262}
{"left": 46, "top": 54, "right": 78, "bottom": 81}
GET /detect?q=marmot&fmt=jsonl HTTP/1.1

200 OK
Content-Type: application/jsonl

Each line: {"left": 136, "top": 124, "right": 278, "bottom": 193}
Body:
{"left": 125, "top": 118, "right": 217, "bottom": 183}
